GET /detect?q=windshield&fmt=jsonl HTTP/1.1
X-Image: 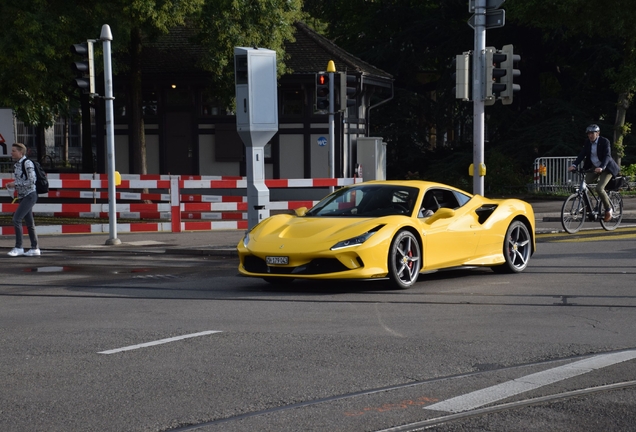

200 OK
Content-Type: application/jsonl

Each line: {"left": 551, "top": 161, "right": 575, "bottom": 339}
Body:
{"left": 306, "top": 185, "right": 419, "bottom": 217}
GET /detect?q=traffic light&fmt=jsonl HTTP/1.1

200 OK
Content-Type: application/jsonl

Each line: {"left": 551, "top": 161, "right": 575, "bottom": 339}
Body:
{"left": 70, "top": 41, "right": 95, "bottom": 94}
{"left": 315, "top": 72, "right": 329, "bottom": 113}
{"left": 452, "top": 52, "right": 471, "bottom": 101}
{"left": 337, "top": 72, "right": 359, "bottom": 111}
{"left": 500, "top": 44, "right": 521, "bottom": 105}
{"left": 484, "top": 46, "right": 506, "bottom": 106}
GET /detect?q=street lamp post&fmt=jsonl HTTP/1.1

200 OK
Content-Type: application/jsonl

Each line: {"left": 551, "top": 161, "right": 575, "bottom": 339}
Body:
{"left": 100, "top": 24, "right": 121, "bottom": 245}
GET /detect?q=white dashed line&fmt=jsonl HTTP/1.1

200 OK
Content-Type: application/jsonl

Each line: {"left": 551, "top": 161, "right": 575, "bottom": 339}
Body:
{"left": 98, "top": 330, "right": 222, "bottom": 354}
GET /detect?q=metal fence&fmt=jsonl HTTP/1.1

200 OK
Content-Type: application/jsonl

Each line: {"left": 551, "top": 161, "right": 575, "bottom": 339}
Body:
{"left": 0, "top": 160, "right": 13, "bottom": 174}
{"left": 531, "top": 156, "right": 577, "bottom": 193}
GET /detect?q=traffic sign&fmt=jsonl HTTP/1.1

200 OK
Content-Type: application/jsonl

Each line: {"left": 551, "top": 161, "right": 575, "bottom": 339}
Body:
{"left": 468, "top": 9, "right": 505, "bottom": 29}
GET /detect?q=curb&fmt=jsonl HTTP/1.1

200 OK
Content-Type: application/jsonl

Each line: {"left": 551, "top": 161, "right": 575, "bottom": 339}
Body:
{"left": 543, "top": 217, "right": 636, "bottom": 223}
{"left": 40, "top": 245, "right": 239, "bottom": 257}
{"left": 164, "top": 247, "right": 238, "bottom": 257}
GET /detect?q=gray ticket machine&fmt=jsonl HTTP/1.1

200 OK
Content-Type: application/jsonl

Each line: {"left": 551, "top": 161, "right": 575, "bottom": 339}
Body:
{"left": 234, "top": 47, "right": 279, "bottom": 228}
{"left": 357, "top": 137, "right": 387, "bottom": 181}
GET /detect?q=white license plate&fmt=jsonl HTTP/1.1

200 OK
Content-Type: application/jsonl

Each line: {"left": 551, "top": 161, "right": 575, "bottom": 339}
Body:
{"left": 266, "top": 256, "right": 289, "bottom": 265}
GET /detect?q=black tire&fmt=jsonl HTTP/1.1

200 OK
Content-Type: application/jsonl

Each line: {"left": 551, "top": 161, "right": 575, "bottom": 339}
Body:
{"left": 492, "top": 221, "right": 532, "bottom": 274}
{"left": 387, "top": 230, "right": 421, "bottom": 289}
{"left": 561, "top": 193, "right": 586, "bottom": 234}
{"left": 600, "top": 192, "right": 623, "bottom": 231}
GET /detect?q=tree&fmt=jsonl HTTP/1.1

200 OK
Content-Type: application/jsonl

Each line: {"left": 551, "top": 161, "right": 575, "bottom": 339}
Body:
{"left": 0, "top": 0, "right": 303, "bottom": 174}
{"left": 0, "top": 0, "right": 95, "bottom": 161}
{"left": 303, "top": 0, "right": 474, "bottom": 179}
{"left": 111, "top": 0, "right": 303, "bottom": 173}
{"left": 192, "top": 0, "right": 304, "bottom": 105}
{"left": 92, "top": 0, "right": 206, "bottom": 174}
{"left": 507, "top": 0, "right": 636, "bottom": 167}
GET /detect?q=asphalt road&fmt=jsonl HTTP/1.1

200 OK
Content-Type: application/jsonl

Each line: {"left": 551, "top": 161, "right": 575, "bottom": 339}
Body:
{"left": 1, "top": 230, "right": 636, "bottom": 431}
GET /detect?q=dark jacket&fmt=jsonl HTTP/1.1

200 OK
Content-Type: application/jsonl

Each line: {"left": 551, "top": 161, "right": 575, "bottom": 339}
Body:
{"left": 573, "top": 136, "right": 620, "bottom": 177}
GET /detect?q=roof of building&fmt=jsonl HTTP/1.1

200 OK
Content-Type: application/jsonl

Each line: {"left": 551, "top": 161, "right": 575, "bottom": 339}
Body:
{"left": 140, "top": 21, "right": 392, "bottom": 83}
{"left": 141, "top": 26, "right": 203, "bottom": 77}
{"left": 284, "top": 22, "right": 393, "bottom": 80}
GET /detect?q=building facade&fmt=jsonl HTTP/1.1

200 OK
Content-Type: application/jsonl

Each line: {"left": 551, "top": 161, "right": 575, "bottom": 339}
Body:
{"left": 10, "top": 23, "right": 393, "bottom": 179}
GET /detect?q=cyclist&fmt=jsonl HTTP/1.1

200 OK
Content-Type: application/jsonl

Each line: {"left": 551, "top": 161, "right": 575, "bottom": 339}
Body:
{"left": 568, "top": 124, "right": 620, "bottom": 221}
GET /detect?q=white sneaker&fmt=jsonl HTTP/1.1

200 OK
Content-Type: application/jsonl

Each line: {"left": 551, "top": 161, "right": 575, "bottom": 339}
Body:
{"left": 8, "top": 248, "right": 24, "bottom": 257}
{"left": 25, "top": 248, "right": 41, "bottom": 256}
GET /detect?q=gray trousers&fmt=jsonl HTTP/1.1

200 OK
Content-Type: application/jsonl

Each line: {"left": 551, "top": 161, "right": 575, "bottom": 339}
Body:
{"left": 585, "top": 171, "right": 613, "bottom": 211}
{"left": 12, "top": 191, "right": 38, "bottom": 249}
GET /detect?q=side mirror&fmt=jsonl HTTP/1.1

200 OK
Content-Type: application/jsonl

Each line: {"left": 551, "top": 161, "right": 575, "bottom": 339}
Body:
{"left": 294, "top": 207, "right": 308, "bottom": 217}
{"left": 425, "top": 207, "right": 455, "bottom": 224}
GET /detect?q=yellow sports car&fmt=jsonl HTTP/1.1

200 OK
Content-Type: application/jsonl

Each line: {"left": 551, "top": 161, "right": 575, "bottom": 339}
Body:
{"left": 237, "top": 180, "right": 535, "bottom": 289}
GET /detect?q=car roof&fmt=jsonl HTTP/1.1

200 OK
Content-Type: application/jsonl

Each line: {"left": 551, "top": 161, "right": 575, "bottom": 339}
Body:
{"left": 354, "top": 180, "right": 473, "bottom": 197}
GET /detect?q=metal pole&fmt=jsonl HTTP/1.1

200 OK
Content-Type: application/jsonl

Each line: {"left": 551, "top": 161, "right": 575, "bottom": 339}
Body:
{"left": 100, "top": 24, "right": 121, "bottom": 245}
{"left": 472, "top": 0, "right": 486, "bottom": 196}
{"left": 328, "top": 71, "right": 335, "bottom": 193}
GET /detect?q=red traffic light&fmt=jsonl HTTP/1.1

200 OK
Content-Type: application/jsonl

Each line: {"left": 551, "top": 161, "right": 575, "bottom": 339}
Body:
{"left": 317, "top": 73, "right": 328, "bottom": 86}
{"left": 315, "top": 73, "right": 330, "bottom": 113}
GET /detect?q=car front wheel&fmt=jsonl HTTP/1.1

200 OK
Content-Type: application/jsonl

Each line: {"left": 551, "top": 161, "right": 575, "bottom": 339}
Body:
{"left": 387, "top": 230, "right": 421, "bottom": 289}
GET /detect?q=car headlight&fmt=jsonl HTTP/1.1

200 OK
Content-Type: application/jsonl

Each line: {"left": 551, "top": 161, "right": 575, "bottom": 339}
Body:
{"left": 242, "top": 231, "right": 250, "bottom": 248}
{"left": 331, "top": 230, "right": 379, "bottom": 250}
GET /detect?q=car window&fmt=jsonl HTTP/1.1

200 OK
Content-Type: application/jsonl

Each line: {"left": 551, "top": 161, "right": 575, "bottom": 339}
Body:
{"left": 307, "top": 185, "right": 419, "bottom": 217}
{"left": 453, "top": 190, "right": 471, "bottom": 207}
{"left": 419, "top": 188, "right": 469, "bottom": 218}
{"left": 308, "top": 187, "right": 363, "bottom": 215}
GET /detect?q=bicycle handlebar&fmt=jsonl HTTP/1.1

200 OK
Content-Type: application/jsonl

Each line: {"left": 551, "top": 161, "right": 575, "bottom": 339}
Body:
{"left": 570, "top": 166, "right": 597, "bottom": 174}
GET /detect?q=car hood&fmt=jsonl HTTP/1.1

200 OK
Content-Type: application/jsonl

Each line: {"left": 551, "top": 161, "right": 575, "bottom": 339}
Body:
{"left": 250, "top": 214, "right": 386, "bottom": 243}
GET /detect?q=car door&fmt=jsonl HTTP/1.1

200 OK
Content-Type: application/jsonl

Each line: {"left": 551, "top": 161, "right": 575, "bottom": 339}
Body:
{"left": 419, "top": 189, "right": 483, "bottom": 269}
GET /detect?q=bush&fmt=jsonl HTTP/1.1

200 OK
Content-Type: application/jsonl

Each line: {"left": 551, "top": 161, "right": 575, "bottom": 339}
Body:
{"left": 622, "top": 163, "right": 636, "bottom": 178}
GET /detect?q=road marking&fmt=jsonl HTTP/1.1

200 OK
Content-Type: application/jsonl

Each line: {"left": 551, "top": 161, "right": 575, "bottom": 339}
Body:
{"left": 76, "top": 240, "right": 166, "bottom": 249}
{"left": 553, "top": 233, "right": 636, "bottom": 242}
{"left": 425, "top": 349, "right": 636, "bottom": 413}
{"left": 125, "top": 240, "right": 166, "bottom": 246}
{"left": 98, "top": 330, "right": 222, "bottom": 354}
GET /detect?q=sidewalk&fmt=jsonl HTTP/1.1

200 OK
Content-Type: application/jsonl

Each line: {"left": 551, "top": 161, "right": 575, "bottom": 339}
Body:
{"left": 2, "top": 197, "right": 635, "bottom": 256}
{"left": 528, "top": 195, "right": 636, "bottom": 234}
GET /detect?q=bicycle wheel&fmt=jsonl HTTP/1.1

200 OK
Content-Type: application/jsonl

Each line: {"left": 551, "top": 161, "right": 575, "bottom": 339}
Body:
{"left": 600, "top": 192, "right": 623, "bottom": 231}
{"left": 561, "top": 193, "right": 586, "bottom": 234}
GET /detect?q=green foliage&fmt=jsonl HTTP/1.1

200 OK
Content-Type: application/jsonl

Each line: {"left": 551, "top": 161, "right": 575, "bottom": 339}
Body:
{"left": 4, "top": 0, "right": 636, "bottom": 183}
{"left": 192, "top": 0, "right": 304, "bottom": 105}
{"left": 622, "top": 163, "right": 636, "bottom": 177}
{"left": 303, "top": 0, "right": 636, "bottom": 193}
{"left": 0, "top": 0, "right": 86, "bottom": 126}
{"left": 507, "top": 0, "right": 636, "bottom": 165}
{"left": 491, "top": 98, "right": 591, "bottom": 159}
{"left": 614, "top": 121, "right": 631, "bottom": 158}
{"left": 0, "top": 0, "right": 302, "bottom": 173}
{"left": 401, "top": 148, "right": 531, "bottom": 195}
{"left": 483, "top": 150, "right": 532, "bottom": 195}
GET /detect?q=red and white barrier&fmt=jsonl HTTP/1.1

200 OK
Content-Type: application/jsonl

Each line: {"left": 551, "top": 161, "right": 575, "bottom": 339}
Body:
{"left": 0, "top": 174, "right": 361, "bottom": 234}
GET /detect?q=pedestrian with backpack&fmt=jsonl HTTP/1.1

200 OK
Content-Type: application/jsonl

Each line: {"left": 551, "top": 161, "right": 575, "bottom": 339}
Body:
{"left": 5, "top": 143, "right": 40, "bottom": 257}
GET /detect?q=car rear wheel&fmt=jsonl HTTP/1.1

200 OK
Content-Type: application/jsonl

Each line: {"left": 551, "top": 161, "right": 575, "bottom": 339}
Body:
{"left": 387, "top": 230, "right": 421, "bottom": 289}
{"left": 492, "top": 221, "right": 531, "bottom": 274}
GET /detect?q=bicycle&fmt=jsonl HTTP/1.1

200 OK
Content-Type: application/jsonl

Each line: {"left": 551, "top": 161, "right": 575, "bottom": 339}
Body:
{"left": 560, "top": 167, "right": 625, "bottom": 234}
